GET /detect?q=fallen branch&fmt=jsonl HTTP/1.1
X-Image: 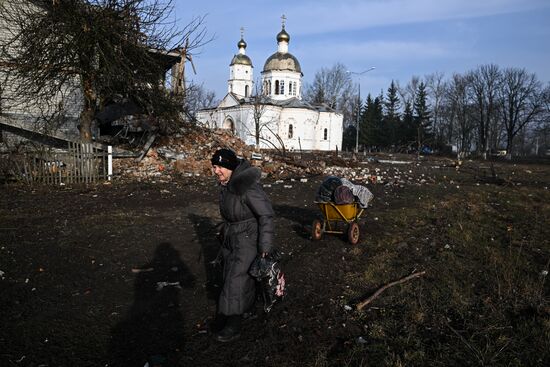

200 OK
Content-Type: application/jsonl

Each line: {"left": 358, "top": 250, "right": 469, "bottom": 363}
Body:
{"left": 356, "top": 271, "right": 426, "bottom": 311}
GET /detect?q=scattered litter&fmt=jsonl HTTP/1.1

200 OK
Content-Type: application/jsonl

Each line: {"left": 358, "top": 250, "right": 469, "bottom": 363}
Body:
{"left": 156, "top": 281, "right": 182, "bottom": 291}
{"left": 283, "top": 185, "right": 293, "bottom": 189}
{"left": 300, "top": 178, "right": 308, "bottom": 182}
{"left": 344, "top": 305, "right": 352, "bottom": 311}
{"left": 378, "top": 160, "right": 412, "bottom": 165}
{"left": 356, "top": 336, "right": 367, "bottom": 344}
{"left": 0, "top": 270, "right": 5, "bottom": 280}
{"left": 131, "top": 267, "right": 154, "bottom": 273}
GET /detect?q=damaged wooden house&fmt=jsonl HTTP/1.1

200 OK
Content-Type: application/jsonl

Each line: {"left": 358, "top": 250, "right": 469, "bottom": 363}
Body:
{"left": 0, "top": 0, "right": 187, "bottom": 182}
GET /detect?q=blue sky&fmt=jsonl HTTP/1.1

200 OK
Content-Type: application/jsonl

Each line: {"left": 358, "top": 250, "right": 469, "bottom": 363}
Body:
{"left": 174, "top": 0, "right": 550, "bottom": 100}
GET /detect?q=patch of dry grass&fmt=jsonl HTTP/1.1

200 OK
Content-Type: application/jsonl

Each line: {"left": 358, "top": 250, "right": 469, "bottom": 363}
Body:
{"left": 342, "top": 162, "right": 550, "bottom": 366}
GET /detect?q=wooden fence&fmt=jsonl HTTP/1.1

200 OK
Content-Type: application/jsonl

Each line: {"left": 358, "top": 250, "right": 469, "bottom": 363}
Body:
{"left": 16, "top": 142, "right": 110, "bottom": 185}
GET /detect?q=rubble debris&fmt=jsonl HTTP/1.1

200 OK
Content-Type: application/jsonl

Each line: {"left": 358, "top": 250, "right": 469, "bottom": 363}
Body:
{"left": 109, "top": 121, "right": 456, "bottom": 184}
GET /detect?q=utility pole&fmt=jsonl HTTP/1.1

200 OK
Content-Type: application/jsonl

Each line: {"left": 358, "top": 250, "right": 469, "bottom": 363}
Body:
{"left": 347, "top": 67, "right": 375, "bottom": 153}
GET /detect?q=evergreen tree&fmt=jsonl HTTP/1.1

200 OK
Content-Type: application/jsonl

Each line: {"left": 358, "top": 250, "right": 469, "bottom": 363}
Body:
{"left": 360, "top": 94, "right": 384, "bottom": 150}
{"left": 341, "top": 125, "right": 356, "bottom": 151}
{"left": 359, "top": 94, "right": 374, "bottom": 149}
{"left": 372, "top": 93, "right": 386, "bottom": 148}
{"left": 413, "top": 82, "right": 432, "bottom": 152}
{"left": 384, "top": 80, "right": 402, "bottom": 150}
{"left": 401, "top": 100, "right": 415, "bottom": 150}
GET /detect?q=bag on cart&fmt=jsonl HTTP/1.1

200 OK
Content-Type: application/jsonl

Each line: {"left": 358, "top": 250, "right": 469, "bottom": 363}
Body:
{"left": 315, "top": 176, "right": 342, "bottom": 202}
{"left": 333, "top": 185, "right": 354, "bottom": 204}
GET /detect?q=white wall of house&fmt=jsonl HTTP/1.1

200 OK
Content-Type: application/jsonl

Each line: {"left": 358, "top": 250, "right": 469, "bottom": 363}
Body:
{"left": 0, "top": 1, "right": 82, "bottom": 139}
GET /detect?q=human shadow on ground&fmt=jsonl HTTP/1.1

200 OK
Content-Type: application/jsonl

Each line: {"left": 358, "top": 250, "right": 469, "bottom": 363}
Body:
{"left": 188, "top": 214, "right": 223, "bottom": 304}
{"left": 108, "top": 242, "right": 195, "bottom": 367}
{"left": 273, "top": 204, "right": 319, "bottom": 239}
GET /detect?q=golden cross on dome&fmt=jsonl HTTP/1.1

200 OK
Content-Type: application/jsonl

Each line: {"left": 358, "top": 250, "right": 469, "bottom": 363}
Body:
{"left": 240, "top": 27, "right": 244, "bottom": 38}
{"left": 281, "top": 14, "right": 286, "bottom": 28}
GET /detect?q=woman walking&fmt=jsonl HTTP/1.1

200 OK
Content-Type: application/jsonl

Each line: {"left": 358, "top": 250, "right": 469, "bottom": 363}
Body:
{"left": 210, "top": 148, "right": 274, "bottom": 342}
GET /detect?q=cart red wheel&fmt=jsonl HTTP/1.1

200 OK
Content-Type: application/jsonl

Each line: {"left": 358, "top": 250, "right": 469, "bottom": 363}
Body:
{"left": 347, "top": 222, "right": 360, "bottom": 245}
{"left": 312, "top": 219, "right": 323, "bottom": 240}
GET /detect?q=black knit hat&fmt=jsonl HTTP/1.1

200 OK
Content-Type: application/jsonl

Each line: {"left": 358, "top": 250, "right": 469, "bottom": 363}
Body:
{"left": 211, "top": 148, "right": 239, "bottom": 171}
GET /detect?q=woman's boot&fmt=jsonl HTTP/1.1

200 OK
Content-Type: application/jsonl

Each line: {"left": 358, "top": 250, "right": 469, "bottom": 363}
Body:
{"left": 216, "top": 314, "right": 241, "bottom": 342}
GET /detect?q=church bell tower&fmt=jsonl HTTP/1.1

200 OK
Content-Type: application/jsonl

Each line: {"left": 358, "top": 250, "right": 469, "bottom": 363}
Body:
{"left": 228, "top": 28, "right": 254, "bottom": 97}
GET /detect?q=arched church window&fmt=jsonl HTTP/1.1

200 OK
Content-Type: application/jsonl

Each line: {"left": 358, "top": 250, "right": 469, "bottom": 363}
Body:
{"left": 245, "top": 85, "right": 249, "bottom": 97}
{"left": 223, "top": 117, "right": 235, "bottom": 134}
{"left": 279, "top": 80, "right": 285, "bottom": 95}
{"left": 288, "top": 124, "right": 293, "bottom": 139}
{"left": 323, "top": 128, "right": 328, "bottom": 140}
{"left": 275, "top": 80, "right": 280, "bottom": 95}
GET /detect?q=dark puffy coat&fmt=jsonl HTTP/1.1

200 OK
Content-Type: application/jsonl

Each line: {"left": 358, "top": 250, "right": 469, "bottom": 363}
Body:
{"left": 218, "top": 159, "right": 274, "bottom": 315}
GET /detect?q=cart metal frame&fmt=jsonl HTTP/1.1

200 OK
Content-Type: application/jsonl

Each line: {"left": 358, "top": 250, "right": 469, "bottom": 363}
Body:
{"left": 312, "top": 201, "right": 364, "bottom": 244}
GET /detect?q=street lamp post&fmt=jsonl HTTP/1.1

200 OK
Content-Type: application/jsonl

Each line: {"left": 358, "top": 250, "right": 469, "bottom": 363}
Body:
{"left": 347, "top": 67, "right": 375, "bottom": 153}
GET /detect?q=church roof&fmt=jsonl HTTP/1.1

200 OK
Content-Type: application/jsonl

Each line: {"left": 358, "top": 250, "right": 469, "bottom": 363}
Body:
{"left": 262, "top": 52, "right": 301, "bottom": 73}
{"left": 200, "top": 94, "right": 340, "bottom": 115}
{"left": 277, "top": 28, "right": 290, "bottom": 43}
{"left": 230, "top": 53, "right": 253, "bottom": 66}
{"left": 238, "top": 96, "right": 338, "bottom": 112}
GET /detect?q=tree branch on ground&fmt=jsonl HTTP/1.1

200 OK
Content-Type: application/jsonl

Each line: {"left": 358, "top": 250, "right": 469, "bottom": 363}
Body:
{"left": 356, "top": 271, "right": 426, "bottom": 311}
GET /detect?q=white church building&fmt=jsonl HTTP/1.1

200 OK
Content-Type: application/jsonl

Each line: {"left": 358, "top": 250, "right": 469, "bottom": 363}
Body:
{"left": 196, "top": 20, "right": 343, "bottom": 151}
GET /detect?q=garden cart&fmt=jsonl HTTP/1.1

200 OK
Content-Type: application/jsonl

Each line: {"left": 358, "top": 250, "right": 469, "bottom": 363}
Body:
{"left": 311, "top": 201, "right": 364, "bottom": 245}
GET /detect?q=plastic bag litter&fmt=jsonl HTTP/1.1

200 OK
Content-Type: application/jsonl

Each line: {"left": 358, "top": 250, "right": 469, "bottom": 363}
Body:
{"left": 249, "top": 250, "right": 286, "bottom": 312}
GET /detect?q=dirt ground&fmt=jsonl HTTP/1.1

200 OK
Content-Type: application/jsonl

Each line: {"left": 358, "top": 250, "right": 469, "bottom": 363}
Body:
{"left": 1, "top": 154, "right": 549, "bottom": 366}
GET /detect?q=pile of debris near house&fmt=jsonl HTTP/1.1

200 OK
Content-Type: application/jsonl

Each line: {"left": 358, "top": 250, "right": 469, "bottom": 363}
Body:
{"left": 112, "top": 121, "right": 463, "bottom": 187}
{"left": 113, "top": 122, "right": 361, "bottom": 181}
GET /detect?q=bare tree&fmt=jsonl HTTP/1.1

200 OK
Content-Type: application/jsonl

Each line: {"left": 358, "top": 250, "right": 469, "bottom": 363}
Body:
{"left": 183, "top": 82, "right": 217, "bottom": 119}
{"left": 447, "top": 73, "right": 475, "bottom": 157}
{"left": 251, "top": 94, "right": 270, "bottom": 148}
{"left": 303, "top": 63, "right": 354, "bottom": 110}
{"left": 0, "top": 0, "right": 210, "bottom": 141}
{"left": 531, "top": 83, "right": 550, "bottom": 155}
{"left": 235, "top": 83, "right": 286, "bottom": 154}
{"left": 468, "top": 64, "right": 501, "bottom": 159}
{"left": 398, "top": 75, "right": 421, "bottom": 107}
{"left": 498, "top": 67, "right": 545, "bottom": 159}
{"left": 425, "top": 72, "right": 447, "bottom": 149}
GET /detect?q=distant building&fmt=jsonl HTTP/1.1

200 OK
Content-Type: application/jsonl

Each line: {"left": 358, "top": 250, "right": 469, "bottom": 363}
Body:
{"left": 196, "top": 19, "right": 343, "bottom": 151}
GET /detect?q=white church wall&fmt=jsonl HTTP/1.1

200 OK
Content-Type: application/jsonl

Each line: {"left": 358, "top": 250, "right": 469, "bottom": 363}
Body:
{"left": 279, "top": 108, "right": 317, "bottom": 150}
{"left": 228, "top": 64, "right": 253, "bottom": 97}
{"left": 261, "top": 70, "right": 301, "bottom": 100}
{"left": 314, "top": 112, "right": 343, "bottom": 151}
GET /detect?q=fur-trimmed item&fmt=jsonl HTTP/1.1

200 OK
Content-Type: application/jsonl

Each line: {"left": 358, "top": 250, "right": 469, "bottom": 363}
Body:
{"left": 217, "top": 159, "right": 274, "bottom": 316}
